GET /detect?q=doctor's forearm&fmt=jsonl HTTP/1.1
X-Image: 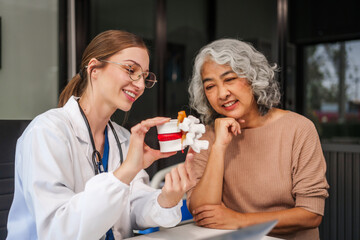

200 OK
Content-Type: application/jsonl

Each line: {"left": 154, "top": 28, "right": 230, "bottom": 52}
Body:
{"left": 189, "top": 144, "right": 225, "bottom": 212}
{"left": 113, "top": 161, "right": 139, "bottom": 185}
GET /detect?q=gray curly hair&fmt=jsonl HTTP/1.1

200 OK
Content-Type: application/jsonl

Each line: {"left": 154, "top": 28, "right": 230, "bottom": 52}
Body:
{"left": 188, "top": 38, "right": 281, "bottom": 124}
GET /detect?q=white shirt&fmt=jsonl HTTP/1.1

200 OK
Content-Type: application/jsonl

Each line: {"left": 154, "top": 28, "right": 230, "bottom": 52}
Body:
{"left": 7, "top": 96, "right": 182, "bottom": 240}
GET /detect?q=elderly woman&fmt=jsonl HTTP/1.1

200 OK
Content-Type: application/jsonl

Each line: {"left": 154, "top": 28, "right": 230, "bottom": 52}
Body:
{"left": 186, "top": 39, "right": 329, "bottom": 240}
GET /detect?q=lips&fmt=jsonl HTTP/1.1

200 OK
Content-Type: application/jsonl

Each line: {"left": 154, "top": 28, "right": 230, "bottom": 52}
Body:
{"left": 123, "top": 89, "right": 136, "bottom": 102}
{"left": 222, "top": 100, "right": 238, "bottom": 107}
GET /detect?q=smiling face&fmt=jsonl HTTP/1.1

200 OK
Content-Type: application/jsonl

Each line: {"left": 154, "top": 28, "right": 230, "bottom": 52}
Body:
{"left": 92, "top": 47, "right": 150, "bottom": 112}
{"left": 201, "top": 59, "right": 259, "bottom": 122}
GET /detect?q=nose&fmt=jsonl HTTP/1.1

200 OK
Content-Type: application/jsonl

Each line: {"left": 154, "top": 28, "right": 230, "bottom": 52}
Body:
{"left": 218, "top": 84, "right": 230, "bottom": 100}
{"left": 131, "top": 76, "right": 146, "bottom": 90}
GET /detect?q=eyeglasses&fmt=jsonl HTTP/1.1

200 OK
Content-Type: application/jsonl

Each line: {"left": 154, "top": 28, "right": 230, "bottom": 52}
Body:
{"left": 99, "top": 59, "right": 157, "bottom": 88}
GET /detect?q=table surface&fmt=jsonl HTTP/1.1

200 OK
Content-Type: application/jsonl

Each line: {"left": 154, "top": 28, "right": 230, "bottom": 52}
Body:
{"left": 126, "top": 221, "right": 281, "bottom": 240}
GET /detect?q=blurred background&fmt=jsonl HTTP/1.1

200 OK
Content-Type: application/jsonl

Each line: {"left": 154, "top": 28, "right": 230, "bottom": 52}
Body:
{"left": 1, "top": 0, "right": 360, "bottom": 141}
{"left": 0, "top": 1, "right": 359, "bottom": 238}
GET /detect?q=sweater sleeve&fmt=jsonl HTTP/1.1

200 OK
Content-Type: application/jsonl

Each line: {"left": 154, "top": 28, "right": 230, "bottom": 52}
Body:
{"left": 291, "top": 118, "right": 329, "bottom": 216}
{"left": 186, "top": 126, "right": 214, "bottom": 203}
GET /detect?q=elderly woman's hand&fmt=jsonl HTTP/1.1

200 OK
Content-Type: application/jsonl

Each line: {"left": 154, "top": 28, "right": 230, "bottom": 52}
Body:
{"left": 213, "top": 118, "right": 242, "bottom": 149}
{"left": 193, "top": 203, "right": 243, "bottom": 229}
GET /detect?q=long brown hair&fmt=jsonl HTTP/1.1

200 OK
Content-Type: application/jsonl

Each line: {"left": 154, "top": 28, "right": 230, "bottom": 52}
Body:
{"left": 58, "top": 30, "right": 148, "bottom": 107}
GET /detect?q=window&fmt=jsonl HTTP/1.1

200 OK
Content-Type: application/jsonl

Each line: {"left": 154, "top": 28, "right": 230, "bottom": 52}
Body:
{"left": 165, "top": 0, "right": 208, "bottom": 117}
{"left": 304, "top": 40, "right": 360, "bottom": 143}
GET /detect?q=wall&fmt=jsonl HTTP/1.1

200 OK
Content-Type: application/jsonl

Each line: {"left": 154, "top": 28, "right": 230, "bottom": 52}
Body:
{"left": 0, "top": 0, "right": 58, "bottom": 119}
{"left": 90, "top": 0, "right": 158, "bottom": 124}
{"left": 216, "top": 0, "right": 278, "bottom": 62}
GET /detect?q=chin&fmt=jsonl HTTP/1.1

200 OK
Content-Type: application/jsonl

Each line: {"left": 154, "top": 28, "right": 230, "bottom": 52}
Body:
{"left": 224, "top": 112, "right": 244, "bottom": 120}
{"left": 117, "top": 102, "right": 133, "bottom": 112}
{"left": 121, "top": 106, "right": 132, "bottom": 112}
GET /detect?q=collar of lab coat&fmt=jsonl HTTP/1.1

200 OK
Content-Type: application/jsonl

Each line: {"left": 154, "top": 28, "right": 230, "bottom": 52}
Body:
{"left": 62, "top": 96, "right": 128, "bottom": 145}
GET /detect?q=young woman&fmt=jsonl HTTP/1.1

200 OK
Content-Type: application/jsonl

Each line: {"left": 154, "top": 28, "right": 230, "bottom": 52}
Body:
{"left": 7, "top": 30, "right": 195, "bottom": 240}
{"left": 186, "top": 39, "right": 329, "bottom": 240}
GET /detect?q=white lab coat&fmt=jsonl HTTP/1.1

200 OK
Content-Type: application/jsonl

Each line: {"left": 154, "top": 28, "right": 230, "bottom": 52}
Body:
{"left": 6, "top": 96, "right": 182, "bottom": 240}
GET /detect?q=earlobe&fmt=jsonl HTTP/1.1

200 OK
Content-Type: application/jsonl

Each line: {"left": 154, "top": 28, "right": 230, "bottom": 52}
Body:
{"left": 89, "top": 68, "right": 99, "bottom": 81}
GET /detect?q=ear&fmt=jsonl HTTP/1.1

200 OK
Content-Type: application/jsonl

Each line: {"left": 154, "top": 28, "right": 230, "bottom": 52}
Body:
{"left": 86, "top": 58, "right": 100, "bottom": 79}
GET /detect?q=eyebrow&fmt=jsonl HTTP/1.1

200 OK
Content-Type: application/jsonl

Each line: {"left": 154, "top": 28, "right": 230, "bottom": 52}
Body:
{"left": 202, "top": 70, "right": 235, "bottom": 83}
{"left": 124, "top": 59, "right": 149, "bottom": 71}
{"left": 202, "top": 78, "right": 211, "bottom": 83}
{"left": 124, "top": 59, "right": 139, "bottom": 65}
{"left": 220, "top": 70, "right": 235, "bottom": 78}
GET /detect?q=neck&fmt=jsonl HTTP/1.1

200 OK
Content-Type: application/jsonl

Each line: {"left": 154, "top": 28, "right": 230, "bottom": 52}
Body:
{"left": 239, "top": 106, "right": 271, "bottom": 129}
{"left": 79, "top": 94, "right": 113, "bottom": 137}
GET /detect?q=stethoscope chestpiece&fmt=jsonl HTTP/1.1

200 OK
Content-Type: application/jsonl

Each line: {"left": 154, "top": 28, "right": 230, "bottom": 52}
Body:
{"left": 92, "top": 150, "right": 104, "bottom": 174}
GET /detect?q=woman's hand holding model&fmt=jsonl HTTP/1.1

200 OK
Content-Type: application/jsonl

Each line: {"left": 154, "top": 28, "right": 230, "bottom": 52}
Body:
{"left": 114, "top": 117, "right": 196, "bottom": 208}
{"left": 114, "top": 117, "right": 175, "bottom": 184}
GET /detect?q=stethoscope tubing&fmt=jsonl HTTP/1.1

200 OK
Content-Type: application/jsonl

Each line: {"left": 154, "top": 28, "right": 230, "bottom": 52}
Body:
{"left": 77, "top": 100, "right": 123, "bottom": 175}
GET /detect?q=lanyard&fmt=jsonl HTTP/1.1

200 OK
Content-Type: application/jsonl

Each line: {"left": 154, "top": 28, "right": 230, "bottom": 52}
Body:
{"left": 77, "top": 100, "right": 123, "bottom": 175}
{"left": 102, "top": 127, "right": 110, "bottom": 172}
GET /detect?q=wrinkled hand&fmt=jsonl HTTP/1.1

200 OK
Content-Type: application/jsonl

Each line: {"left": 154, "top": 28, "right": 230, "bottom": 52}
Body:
{"left": 158, "top": 150, "right": 196, "bottom": 208}
{"left": 126, "top": 117, "right": 176, "bottom": 173}
{"left": 213, "top": 118, "right": 243, "bottom": 149}
{"left": 193, "top": 203, "right": 242, "bottom": 229}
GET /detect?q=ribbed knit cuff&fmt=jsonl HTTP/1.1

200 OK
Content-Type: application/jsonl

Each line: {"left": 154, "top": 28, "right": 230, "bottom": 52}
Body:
{"left": 295, "top": 196, "right": 326, "bottom": 216}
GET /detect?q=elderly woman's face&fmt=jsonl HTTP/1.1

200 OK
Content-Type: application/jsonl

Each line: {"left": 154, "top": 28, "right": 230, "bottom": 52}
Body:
{"left": 201, "top": 60, "right": 258, "bottom": 120}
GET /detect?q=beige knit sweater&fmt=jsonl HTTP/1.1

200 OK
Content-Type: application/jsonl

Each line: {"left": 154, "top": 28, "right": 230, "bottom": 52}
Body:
{"left": 187, "top": 111, "right": 329, "bottom": 240}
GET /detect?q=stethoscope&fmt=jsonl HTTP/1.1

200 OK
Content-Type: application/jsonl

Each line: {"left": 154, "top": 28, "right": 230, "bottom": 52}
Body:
{"left": 77, "top": 100, "right": 123, "bottom": 175}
